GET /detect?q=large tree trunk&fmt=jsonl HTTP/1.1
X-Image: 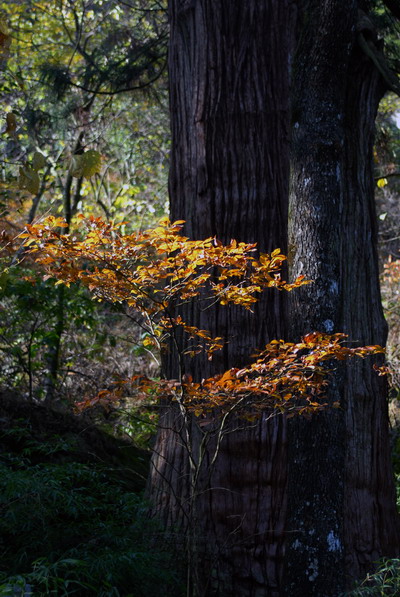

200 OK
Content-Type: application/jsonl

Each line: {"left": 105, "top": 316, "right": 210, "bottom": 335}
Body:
{"left": 148, "top": 1, "right": 294, "bottom": 595}
{"left": 148, "top": 1, "right": 400, "bottom": 596}
{"left": 285, "top": 2, "right": 400, "bottom": 595}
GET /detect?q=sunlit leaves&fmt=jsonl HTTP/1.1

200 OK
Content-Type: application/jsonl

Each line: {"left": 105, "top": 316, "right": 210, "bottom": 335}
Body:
{"left": 76, "top": 333, "right": 384, "bottom": 419}
{"left": 22, "top": 215, "right": 385, "bottom": 421}
{"left": 377, "top": 177, "right": 388, "bottom": 188}
{"left": 22, "top": 214, "right": 309, "bottom": 317}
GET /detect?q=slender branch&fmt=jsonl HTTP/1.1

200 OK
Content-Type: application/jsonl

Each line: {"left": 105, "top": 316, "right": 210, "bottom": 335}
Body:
{"left": 357, "top": 30, "right": 400, "bottom": 96}
{"left": 66, "top": 60, "right": 167, "bottom": 95}
{"left": 374, "top": 171, "right": 400, "bottom": 180}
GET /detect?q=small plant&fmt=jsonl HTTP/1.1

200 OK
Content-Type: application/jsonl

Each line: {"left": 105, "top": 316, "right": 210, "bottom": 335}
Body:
{"left": 346, "top": 559, "right": 400, "bottom": 596}
{"left": 0, "top": 259, "right": 101, "bottom": 400}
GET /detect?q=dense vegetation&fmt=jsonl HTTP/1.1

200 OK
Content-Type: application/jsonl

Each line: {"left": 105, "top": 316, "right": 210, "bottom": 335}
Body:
{"left": 0, "top": 2, "right": 182, "bottom": 594}
{"left": 0, "top": 394, "right": 181, "bottom": 596}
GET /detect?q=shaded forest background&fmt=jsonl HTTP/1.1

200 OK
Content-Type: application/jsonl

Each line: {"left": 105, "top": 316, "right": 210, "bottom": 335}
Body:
{"left": 1, "top": 1, "right": 400, "bottom": 595}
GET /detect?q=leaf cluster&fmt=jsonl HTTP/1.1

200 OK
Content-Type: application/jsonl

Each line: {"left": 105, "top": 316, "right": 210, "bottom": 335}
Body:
{"left": 21, "top": 216, "right": 385, "bottom": 420}
{"left": 346, "top": 557, "right": 400, "bottom": 596}
{"left": 79, "top": 332, "right": 383, "bottom": 420}
{"left": 21, "top": 215, "right": 307, "bottom": 352}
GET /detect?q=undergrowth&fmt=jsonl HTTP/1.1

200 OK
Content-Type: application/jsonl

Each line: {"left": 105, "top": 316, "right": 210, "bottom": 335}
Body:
{"left": 0, "top": 422, "right": 183, "bottom": 596}
{"left": 346, "top": 558, "right": 400, "bottom": 596}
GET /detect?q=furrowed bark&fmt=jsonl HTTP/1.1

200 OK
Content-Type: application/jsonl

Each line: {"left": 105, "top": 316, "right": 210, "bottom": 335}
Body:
{"left": 285, "top": 2, "right": 400, "bottom": 595}
{"left": 148, "top": 1, "right": 294, "bottom": 595}
{"left": 148, "top": 2, "right": 400, "bottom": 596}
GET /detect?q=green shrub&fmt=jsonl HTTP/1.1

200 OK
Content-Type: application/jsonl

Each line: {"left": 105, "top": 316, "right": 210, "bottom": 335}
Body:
{"left": 0, "top": 429, "right": 183, "bottom": 596}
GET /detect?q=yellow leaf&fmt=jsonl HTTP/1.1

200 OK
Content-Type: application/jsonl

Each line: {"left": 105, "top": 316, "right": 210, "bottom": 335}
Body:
{"left": 377, "top": 178, "right": 388, "bottom": 188}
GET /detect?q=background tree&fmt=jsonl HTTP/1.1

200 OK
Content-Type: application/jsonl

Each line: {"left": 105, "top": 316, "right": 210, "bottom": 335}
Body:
{"left": 0, "top": 0, "right": 169, "bottom": 402}
{"left": 286, "top": 2, "right": 399, "bottom": 594}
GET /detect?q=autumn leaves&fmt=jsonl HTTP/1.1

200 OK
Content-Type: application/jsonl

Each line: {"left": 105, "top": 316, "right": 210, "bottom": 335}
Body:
{"left": 21, "top": 215, "right": 384, "bottom": 420}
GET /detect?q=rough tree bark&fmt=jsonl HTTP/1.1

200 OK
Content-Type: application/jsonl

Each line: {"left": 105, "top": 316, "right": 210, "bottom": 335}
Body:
{"left": 148, "top": 1, "right": 400, "bottom": 596}
{"left": 148, "top": 1, "right": 294, "bottom": 595}
{"left": 285, "top": 2, "right": 400, "bottom": 595}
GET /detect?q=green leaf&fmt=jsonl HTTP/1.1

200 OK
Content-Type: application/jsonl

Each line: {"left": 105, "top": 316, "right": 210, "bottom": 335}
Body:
{"left": 31, "top": 151, "right": 47, "bottom": 171}
{"left": 81, "top": 150, "right": 101, "bottom": 178}
{"left": 18, "top": 165, "right": 40, "bottom": 195}
{"left": 70, "top": 150, "right": 101, "bottom": 179}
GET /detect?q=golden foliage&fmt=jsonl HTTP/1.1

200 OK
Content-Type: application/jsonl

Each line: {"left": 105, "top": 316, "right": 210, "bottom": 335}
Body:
{"left": 21, "top": 216, "right": 384, "bottom": 420}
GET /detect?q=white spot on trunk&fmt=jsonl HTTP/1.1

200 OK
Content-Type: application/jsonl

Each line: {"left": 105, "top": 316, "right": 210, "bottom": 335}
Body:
{"left": 307, "top": 558, "right": 319, "bottom": 582}
{"left": 329, "top": 280, "right": 338, "bottom": 294}
{"left": 327, "top": 530, "right": 341, "bottom": 552}
{"left": 323, "top": 319, "right": 334, "bottom": 332}
{"left": 292, "top": 539, "right": 302, "bottom": 550}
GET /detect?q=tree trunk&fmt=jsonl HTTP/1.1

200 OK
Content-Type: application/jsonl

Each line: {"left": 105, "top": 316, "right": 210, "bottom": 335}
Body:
{"left": 148, "top": 1, "right": 294, "bottom": 595}
{"left": 285, "top": 2, "right": 400, "bottom": 595}
{"left": 148, "top": 1, "right": 400, "bottom": 596}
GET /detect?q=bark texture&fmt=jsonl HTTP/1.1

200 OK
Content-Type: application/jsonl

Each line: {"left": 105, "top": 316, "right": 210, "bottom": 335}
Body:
{"left": 149, "top": 1, "right": 294, "bottom": 595}
{"left": 148, "top": 1, "right": 400, "bottom": 596}
{"left": 285, "top": 2, "right": 400, "bottom": 595}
